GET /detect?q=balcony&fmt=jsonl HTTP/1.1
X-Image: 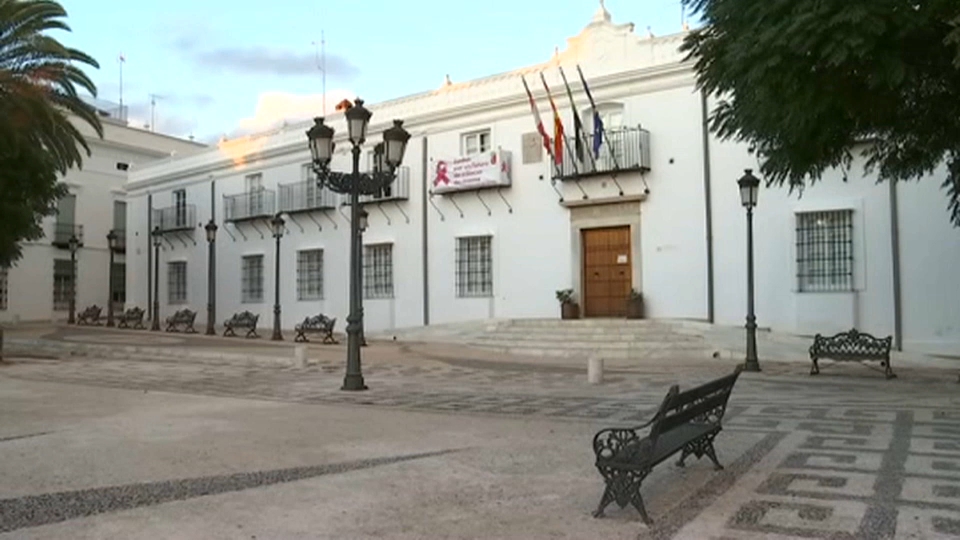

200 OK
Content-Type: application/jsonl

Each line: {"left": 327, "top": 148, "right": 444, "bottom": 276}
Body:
{"left": 152, "top": 204, "right": 197, "bottom": 232}
{"left": 359, "top": 166, "right": 410, "bottom": 204}
{"left": 224, "top": 189, "right": 276, "bottom": 222}
{"left": 278, "top": 180, "right": 340, "bottom": 214}
{"left": 554, "top": 127, "right": 651, "bottom": 180}
{"left": 52, "top": 222, "right": 84, "bottom": 248}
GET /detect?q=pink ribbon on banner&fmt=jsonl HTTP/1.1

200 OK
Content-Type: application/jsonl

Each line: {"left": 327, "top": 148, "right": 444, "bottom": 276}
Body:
{"left": 434, "top": 161, "right": 450, "bottom": 186}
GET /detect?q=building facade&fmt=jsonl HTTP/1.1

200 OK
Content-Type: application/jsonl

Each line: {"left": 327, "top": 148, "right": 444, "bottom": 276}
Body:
{"left": 0, "top": 108, "right": 206, "bottom": 324}
{"left": 123, "top": 6, "right": 960, "bottom": 357}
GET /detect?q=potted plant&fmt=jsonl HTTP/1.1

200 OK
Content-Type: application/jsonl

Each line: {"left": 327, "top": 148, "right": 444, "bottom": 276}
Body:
{"left": 556, "top": 289, "right": 580, "bottom": 320}
{"left": 626, "top": 289, "right": 644, "bottom": 319}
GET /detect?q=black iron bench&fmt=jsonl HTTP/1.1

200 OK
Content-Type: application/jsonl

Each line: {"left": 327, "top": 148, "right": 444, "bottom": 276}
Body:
{"left": 165, "top": 308, "right": 197, "bottom": 333}
{"left": 76, "top": 305, "right": 102, "bottom": 325}
{"left": 592, "top": 365, "right": 743, "bottom": 524}
{"left": 223, "top": 311, "right": 260, "bottom": 338}
{"left": 293, "top": 314, "right": 337, "bottom": 344}
{"left": 810, "top": 328, "right": 895, "bottom": 379}
{"left": 116, "top": 307, "right": 145, "bottom": 329}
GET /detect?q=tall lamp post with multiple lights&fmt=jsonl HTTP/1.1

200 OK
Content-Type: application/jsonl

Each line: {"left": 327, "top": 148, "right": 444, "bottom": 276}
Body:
{"left": 67, "top": 234, "right": 79, "bottom": 324}
{"left": 306, "top": 98, "right": 410, "bottom": 391}
{"left": 271, "top": 213, "right": 285, "bottom": 341}
{"left": 738, "top": 169, "right": 761, "bottom": 372}
{"left": 150, "top": 226, "right": 162, "bottom": 331}
{"left": 106, "top": 230, "right": 119, "bottom": 327}
{"left": 205, "top": 219, "right": 218, "bottom": 335}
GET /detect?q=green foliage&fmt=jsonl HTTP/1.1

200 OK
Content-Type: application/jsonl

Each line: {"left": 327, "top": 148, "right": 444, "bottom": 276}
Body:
{"left": 0, "top": 0, "right": 102, "bottom": 265}
{"left": 555, "top": 289, "right": 575, "bottom": 304}
{"left": 681, "top": 0, "right": 960, "bottom": 225}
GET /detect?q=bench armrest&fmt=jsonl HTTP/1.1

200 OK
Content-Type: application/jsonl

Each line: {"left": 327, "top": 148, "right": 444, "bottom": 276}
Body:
{"left": 592, "top": 416, "right": 657, "bottom": 462}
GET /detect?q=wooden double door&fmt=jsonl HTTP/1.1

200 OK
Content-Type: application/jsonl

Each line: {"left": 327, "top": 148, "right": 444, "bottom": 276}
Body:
{"left": 582, "top": 226, "right": 632, "bottom": 317}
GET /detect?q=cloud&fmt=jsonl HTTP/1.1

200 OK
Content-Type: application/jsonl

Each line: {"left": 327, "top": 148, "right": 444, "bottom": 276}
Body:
{"left": 227, "top": 89, "right": 355, "bottom": 138}
{"left": 125, "top": 98, "right": 200, "bottom": 138}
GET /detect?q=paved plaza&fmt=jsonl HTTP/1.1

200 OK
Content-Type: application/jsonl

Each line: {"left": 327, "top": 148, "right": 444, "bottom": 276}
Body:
{"left": 0, "top": 325, "right": 959, "bottom": 538}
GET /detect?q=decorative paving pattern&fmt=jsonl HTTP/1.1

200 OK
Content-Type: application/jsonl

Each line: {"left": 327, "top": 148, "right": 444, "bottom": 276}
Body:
{"left": 59, "top": 335, "right": 187, "bottom": 345}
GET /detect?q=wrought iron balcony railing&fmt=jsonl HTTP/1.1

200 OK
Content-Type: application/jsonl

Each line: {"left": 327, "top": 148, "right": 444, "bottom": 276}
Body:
{"left": 224, "top": 189, "right": 276, "bottom": 222}
{"left": 152, "top": 204, "right": 196, "bottom": 232}
{"left": 111, "top": 229, "right": 127, "bottom": 252}
{"left": 554, "top": 127, "right": 651, "bottom": 180}
{"left": 278, "top": 180, "right": 340, "bottom": 214}
{"left": 52, "top": 222, "right": 84, "bottom": 248}
{"left": 359, "top": 166, "right": 410, "bottom": 204}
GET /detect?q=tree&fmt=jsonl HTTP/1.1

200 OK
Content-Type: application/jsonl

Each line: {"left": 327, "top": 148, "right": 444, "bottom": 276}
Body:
{"left": 680, "top": 0, "right": 960, "bottom": 225}
{"left": 0, "top": 0, "right": 103, "bottom": 266}
{"left": 0, "top": 0, "right": 103, "bottom": 360}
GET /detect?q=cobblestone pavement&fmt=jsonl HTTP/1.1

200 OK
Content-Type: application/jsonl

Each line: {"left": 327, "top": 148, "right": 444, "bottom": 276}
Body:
{"left": 2, "top": 347, "right": 960, "bottom": 538}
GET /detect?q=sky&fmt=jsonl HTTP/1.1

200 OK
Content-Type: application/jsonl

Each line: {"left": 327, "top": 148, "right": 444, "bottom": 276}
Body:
{"left": 56, "top": 0, "right": 694, "bottom": 144}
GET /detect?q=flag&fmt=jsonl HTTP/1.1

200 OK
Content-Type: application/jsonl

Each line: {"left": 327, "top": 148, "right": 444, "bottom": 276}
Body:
{"left": 576, "top": 65, "right": 604, "bottom": 159}
{"left": 521, "top": 75, "right": 551, "bottom": 156}
{"left": 558, "top": 66, "right": 585, "bottom": 162}
{"left": 539, "top": 72, "right": 565, "bottom": 165}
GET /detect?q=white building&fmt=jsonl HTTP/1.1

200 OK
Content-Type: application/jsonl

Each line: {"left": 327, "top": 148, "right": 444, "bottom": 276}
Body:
{"left": 123, "top": 5, "right": 960, "bottom": 357}
{"left": 0, "top": 106, "right": 206, "bottom": 324}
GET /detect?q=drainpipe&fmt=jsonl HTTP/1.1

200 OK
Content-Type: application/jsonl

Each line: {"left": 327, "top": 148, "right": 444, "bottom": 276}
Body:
{"left": 147, "top": 193, "right": 152, "bottom": 319}
{"left": 889, "top": 178, "right": 903, "bottom": 350}
{"left": 421, "top": 136, "right": 430, "bottom": 326}
{"left": 701, "top": 89, "right": 715, "bottom": 323}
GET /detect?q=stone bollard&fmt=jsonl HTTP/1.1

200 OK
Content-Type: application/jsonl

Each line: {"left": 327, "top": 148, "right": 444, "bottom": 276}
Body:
{"left": 588, "top": 356, "right": 604, "bottom": 384}
{"left": 294, "top": 345, "right": 308, "bottom": 367}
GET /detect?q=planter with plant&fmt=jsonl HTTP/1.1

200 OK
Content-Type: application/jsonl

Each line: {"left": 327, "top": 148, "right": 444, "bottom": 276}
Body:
{"left": 556, "top": 289, "right": 580, "bottom": 320}
{"left": 626, "top": 289, "right": 644, "bottom": 319}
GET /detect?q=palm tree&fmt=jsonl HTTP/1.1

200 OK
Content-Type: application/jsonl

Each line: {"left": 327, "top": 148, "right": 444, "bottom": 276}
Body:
{"left": 0, "top": 0, "right": 103, "bottom": 175}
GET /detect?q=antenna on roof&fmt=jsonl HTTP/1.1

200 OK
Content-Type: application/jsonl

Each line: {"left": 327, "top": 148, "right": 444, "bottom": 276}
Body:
{"left": 312, "top": 29, "right": 327, "bottom": 115}
{"left": 118, "top": 53, "right": 126, "bottom": 120}
{"left": 149, "top": 93, "right": 165, "bottom": 132}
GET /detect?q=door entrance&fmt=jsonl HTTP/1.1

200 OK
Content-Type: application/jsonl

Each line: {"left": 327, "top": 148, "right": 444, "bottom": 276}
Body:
{"left": 582, "top": 226, "right": 632, "bottom": 317}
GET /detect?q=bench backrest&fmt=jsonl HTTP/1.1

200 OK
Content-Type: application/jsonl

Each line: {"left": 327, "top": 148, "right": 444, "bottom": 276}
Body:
{"left": 812, "top": 328, "right": 892, "bottom": 357}
{"left": 648, "top": 365, "right": 743, "bottom": 445}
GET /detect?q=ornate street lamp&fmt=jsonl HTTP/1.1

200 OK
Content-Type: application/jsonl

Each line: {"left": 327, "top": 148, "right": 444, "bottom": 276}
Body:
{"left": 271, "top": 213, "right": 285, "bottom": 341}
{"left": 306, "top": 99, "right": 410, "bottom": 391}
{"left": 67, "top": 234, "right": 79, "bottom": 324}
{"left": 205, "top": 219, "right": 218, "bottom": 335}
{"left": 738, "top": 169, "right": 761, "bottom": 372}
{"left": 357, "top": 206, "right": 369, "bottom": 347}
{"left": 150, "top": 226, "right": 162, "bottom": 331}
{"left": 106, "top": 230, "right": 119, "bottom": 327}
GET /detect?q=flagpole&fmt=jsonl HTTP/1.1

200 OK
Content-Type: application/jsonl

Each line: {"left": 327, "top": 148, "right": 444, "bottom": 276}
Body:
{"left": 520, "top": 75, "right": 561, "bottom": 180}
{"left": 539, "top": 72, "right": 583, "bottom": 183}
{"left": 576, "top": 64, "right": 622, "bottom": 173}
{"left": 118, "top": 53, "right": 125, "bottom": 121}
{"left": 558, "top": 66, "right": 599, "bottom": 174}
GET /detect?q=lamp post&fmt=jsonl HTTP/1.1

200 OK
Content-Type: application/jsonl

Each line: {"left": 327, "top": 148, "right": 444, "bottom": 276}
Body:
{"left": 357, "top": 207, "right": 368, "bottom": 347}
{"left": 67, "top": 234, "right": 79, "bottom": 324}
{"left": 106, "top": 230, "right": 119, "bottom": 327}
{"left": 150, "top": 226, "right": 162, "bottom": 331}
{"left": 271, "top": 213, "right": 285, "bottom": 341}
{"left": 205, "top": 219, "right": 218, "bottom": 335}
{"left": 306, "top": 99, "right": 410, "bottom": 391}
{"left": 738, "top": 168, "right": 761, "bottom": 372}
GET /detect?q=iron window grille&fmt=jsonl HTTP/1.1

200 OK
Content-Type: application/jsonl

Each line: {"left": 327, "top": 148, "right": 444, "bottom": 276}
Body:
{"left": 168, "top": 261, "right": 187, "bottom": 304}
{"left": 297, "top": 249, "right": 324, "bottom": 301}
{"left": 53, "top": 259, "right": 73, "bottom": 311}
{"left": 0, "top": 267, "right": 7, "bottom": 310}
{"left": 456, "top": 235, "right": 493, "bottom": 298}
{"left": 796, "top": 209, "right": 855, "bottom": 292}
{"left": 241, "top": 255, "right": 264, "bottom": 303}
{"left": 363, "top": 243, "right": 394, "bottom": 299}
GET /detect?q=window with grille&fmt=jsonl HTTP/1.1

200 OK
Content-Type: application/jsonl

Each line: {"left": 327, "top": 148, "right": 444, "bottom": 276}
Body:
{"left": 456, "top": 236, "right": 493, "bottom": 297}
{"left": 796, "top": 210, "right": 855, "bottom": 292}
{"left": 363, "top": 243, "right": 394, "bottom": 299}
{"left": 0, "top": 267, "right": 7, "bottom": 310}
{"left": 241, "top": 255, "right": 264, "bottom": 303}
{"left": 168, "top": 261, "right": 187, "bottom": 304}
{"left": 297, "top": 249, "right": 324, "bottom": 300}
{"left": 53, "top": 259, "right": 73, "bottom": 311}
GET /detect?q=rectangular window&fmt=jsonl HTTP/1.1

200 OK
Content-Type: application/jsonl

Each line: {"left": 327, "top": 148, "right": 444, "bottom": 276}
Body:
{"left": 53, "top": 259, "right": 73, "bottom": 311}
{"left": 168, "top": 261, "right": 187, "bottom": 304}
{"left": 796, "top": 209, "right": 855, "bottom": 292}
{"left": 461, "top": 129, "right": 491, "bottom": 156}
{"left": 241, "top": 255, "right": 264, "bottom": 303}
{"left": 297, "top": 249, "right": 324, "bottom": 300}
{"left": 172, "top": 189, "right": 186, "bottom": 227}
{"left": 245, "top": 173, "right": 264, "bottom": 216}
{"left": 456, "top": 235, "right": 493, "bottom": 297}
{"left": 0, "top": 267, "right": 7, "bottom": 311}
{"left": 363, "top": 243, "right": 394, "bottom": 299}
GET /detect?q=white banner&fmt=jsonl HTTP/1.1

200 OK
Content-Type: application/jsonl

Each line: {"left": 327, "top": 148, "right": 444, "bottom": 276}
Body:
{"left": 432, "top": 149, "right": 512, "bottom": 194}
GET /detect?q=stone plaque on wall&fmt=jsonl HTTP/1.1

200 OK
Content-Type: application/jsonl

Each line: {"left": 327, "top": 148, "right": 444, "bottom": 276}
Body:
{"left": 521, "top": 132, "right": 543, "bottom": 164}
